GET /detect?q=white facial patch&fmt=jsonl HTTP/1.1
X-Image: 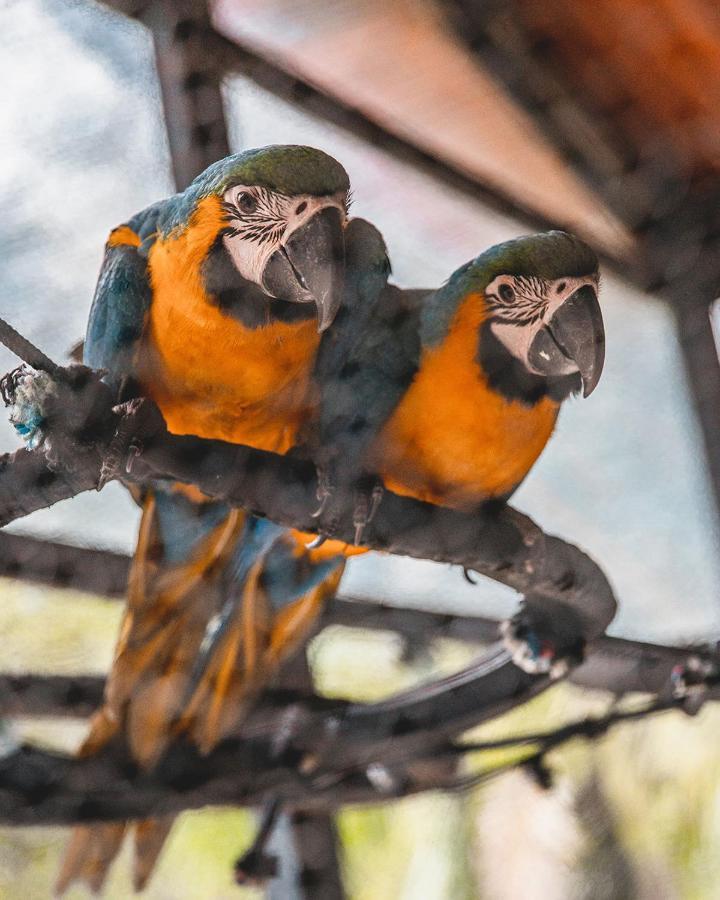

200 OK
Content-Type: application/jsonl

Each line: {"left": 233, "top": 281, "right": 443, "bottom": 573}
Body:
{"left": 220, "top": 185, "right": 347, "bottom": 294}
{"left": 486, "top": 273, "right": 599, "bottom": 373}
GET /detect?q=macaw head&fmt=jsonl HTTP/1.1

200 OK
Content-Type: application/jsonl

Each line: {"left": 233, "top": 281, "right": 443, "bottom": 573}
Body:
{"left": 432, "top": 231, "right": 604, "bottom": 403}
{"left": 179, "top": 145, "right": 350, "bottom": 332}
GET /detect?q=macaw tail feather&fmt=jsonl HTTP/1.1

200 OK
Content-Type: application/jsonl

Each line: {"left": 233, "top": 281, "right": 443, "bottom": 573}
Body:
{"left": 57, "top": 496, "right": 344, "bottom": 895}
{"left": 107, "top": 493, "right": 248, "bottom": 769}
{"left": 183, "top": 559, "right": 344, "bottom": 756}
{"left": 54, "top": 817, "right": 176, "bottom": 896}
{"left": 55, "top": 824, "right": 126, "bottom": 896}
{"left": 133, "top": 817, "right": 175, "bottom": 892}
{"left": 57, "top": 492, "right": 246, "bottom": 895}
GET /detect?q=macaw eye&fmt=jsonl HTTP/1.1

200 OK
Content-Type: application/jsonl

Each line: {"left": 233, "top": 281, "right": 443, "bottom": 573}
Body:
{"left": 236, "top": 192, "right": 257, "bottom": 214}
{"left": 498, "top": 283, "right": 515, "bottom": 302}
{"left": 556, "top": 281, "right": 566, "bottom": 293}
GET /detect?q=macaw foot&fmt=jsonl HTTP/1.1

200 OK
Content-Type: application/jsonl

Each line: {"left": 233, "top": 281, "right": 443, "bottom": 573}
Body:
{"left": 96, "top": 397, "right": 166, "bottom": 489}
{"left": 352, "top": 481, "right": 384, "bottom": 545}
{"left": 311, "top": 467, "right": 334, "bottom": 520}
{"left": 309, "top": 468, "right": 384, "bottom": 547}
{"left": 500, "top": 605, "right": 585, "bottom": 678}
{"left": 0, "top": 365, "right": 56, "bottom": 450}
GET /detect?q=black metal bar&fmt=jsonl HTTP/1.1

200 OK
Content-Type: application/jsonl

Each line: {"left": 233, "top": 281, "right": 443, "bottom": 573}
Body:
{"left": 264, "top": 654, "right": 346, "bottom": 900}
{"left": 267, "top": 811, "right": 345, "bottom": 900}
{"left": 0, "top": 674, "right": 104, "bottom": 719}
{"left": 212, "top": 30, "right": 556, "bottom": 237}
{"left": 140, "top": 0, "right": 231, "bottom": 189}
{"left": 672, "top": 294, "right": 720, "bottom": 523}
{"left": 0, "top": 531, "right": 128, "bottom": 596}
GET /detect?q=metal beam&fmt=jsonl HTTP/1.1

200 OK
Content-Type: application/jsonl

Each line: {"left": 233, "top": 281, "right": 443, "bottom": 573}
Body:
{"left": 212, "top": 32, "right": 556, "bottom": 236}
{"left": 673, "top": 292, "right": 720, "bottom": 523}
{"left": 141, "top": 0, "right": 231, "bottom": 189}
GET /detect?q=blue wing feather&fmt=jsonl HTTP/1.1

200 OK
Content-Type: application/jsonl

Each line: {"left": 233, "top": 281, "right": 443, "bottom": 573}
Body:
{"left": 313, "top": 217, "right": 422, "bottom": 484}
{"left": 83, "top": 201, "right": 166, "bottom": 391}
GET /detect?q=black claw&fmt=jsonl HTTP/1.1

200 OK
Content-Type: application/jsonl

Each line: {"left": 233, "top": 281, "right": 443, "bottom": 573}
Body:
{"left": 463, "top": 568, "right": 478, "bottom": 585}
{"left": 96, "top": 409, "right": 143, "bottom": 489}
{"left": 367, "top": 483, "right": 384, "bottom": 523}
{"left": 352, "top": 482, "right": 384, "bottom": 545}
{"left": 312, "top": 467, "right": 335, "bottom": 519}
{"left": 311, "top": 493, "right": 329, "bottom": 519}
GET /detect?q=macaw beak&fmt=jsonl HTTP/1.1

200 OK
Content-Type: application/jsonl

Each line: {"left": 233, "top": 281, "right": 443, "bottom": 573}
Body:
{"left": 528, "top": 284, "right": 605, "bottom": 397}
{"left": 262, "top": 206, "right": 346, "bottom": 333}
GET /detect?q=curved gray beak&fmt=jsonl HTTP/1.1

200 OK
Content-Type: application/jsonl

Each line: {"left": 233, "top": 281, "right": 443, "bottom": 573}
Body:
{"left": 528, "top": 284, "right": 605, "bottom": 397}
{"left": 262, "top": 206, "right": 346, "bottom": 332}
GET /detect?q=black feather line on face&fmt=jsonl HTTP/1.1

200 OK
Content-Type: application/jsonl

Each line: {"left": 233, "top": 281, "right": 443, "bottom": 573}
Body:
{"left": 485, "top": 275, "right": 549, "bottom": 327}
{"left": 477, "top": 321, "right": 581, "bottom": 406}
{"left": 221, "top": 188, "right": 290, "bottom": 245}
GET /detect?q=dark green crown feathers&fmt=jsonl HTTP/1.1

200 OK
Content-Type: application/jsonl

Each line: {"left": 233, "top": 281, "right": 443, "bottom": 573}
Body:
{"left": 158, "top": 145, "right": 350, "bottom": 235}
{"left": 471, "top": 230, "right": 598, "bottom": 285}
{"left": 422, "top": 231, "right": 599, "bottom": 346}
{"left": 200, "top": 145, "right": 350, "bottom": 197}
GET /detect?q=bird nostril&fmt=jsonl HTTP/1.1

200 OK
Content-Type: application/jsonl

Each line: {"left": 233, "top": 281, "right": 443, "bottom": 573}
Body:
{"left": 295, "top": 201, "right": 307, "bottom": 215}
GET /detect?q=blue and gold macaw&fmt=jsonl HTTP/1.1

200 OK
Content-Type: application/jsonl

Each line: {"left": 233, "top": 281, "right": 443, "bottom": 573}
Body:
{"left": 172, "top": 228, "right": 605, "bottom": 762}
{"left": 78, "top": 144, "right": 355, "bottom": 758}
{"left": 314, "top": 229, "right": 604, "bottom": 524}
{"left": 54, "top": 151, "right": 389, "bottom": 893}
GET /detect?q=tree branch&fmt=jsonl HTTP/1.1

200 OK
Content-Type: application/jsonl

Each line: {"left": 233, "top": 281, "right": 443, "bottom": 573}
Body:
{"left": 0, "top": 532, "right": 710, "bottom": 712}
{"left": 0, "top": 676, "right": 706, "bottom": 827}
{"left": 0, "top": 365, "right": 617, "bottom": 665}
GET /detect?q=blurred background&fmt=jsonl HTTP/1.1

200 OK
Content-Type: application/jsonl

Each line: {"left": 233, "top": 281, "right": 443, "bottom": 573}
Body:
{"left": 2, "top": 0, "right": 720, "bottom": 897}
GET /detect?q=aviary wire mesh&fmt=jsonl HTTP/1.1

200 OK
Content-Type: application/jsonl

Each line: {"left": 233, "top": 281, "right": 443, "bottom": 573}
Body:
{"left": 1, "top": 1, "right": 720, "bottom": 899}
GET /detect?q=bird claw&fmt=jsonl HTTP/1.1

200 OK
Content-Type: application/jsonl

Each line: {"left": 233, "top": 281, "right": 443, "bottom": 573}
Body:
{"left": 311, "top": 496, "right": 328, "bottom": 519}
{"left": 311, "top": 467, "right": 384, "bottom": 545}
{"left": 96, "top": 399, "right": 151, "bottom": 489}
{"left": 305, "top": 533, "right": 329, "bottom": 550}
{"left": 311, "top": 467, "right": 334, "bottom": 519}
{"left": 352, "top": 483, "right": 384, "bottom": 545}
{"left": 97, "top": 397, "right": 167, "bottom": 488}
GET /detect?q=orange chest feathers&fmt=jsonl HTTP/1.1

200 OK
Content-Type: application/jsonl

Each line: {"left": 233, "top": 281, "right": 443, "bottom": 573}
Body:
{"left": 139, "top": 196, "right": 320, "bottom": 455}
{"left": 371, "top": 293, "right": 559, "bottom": 508}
